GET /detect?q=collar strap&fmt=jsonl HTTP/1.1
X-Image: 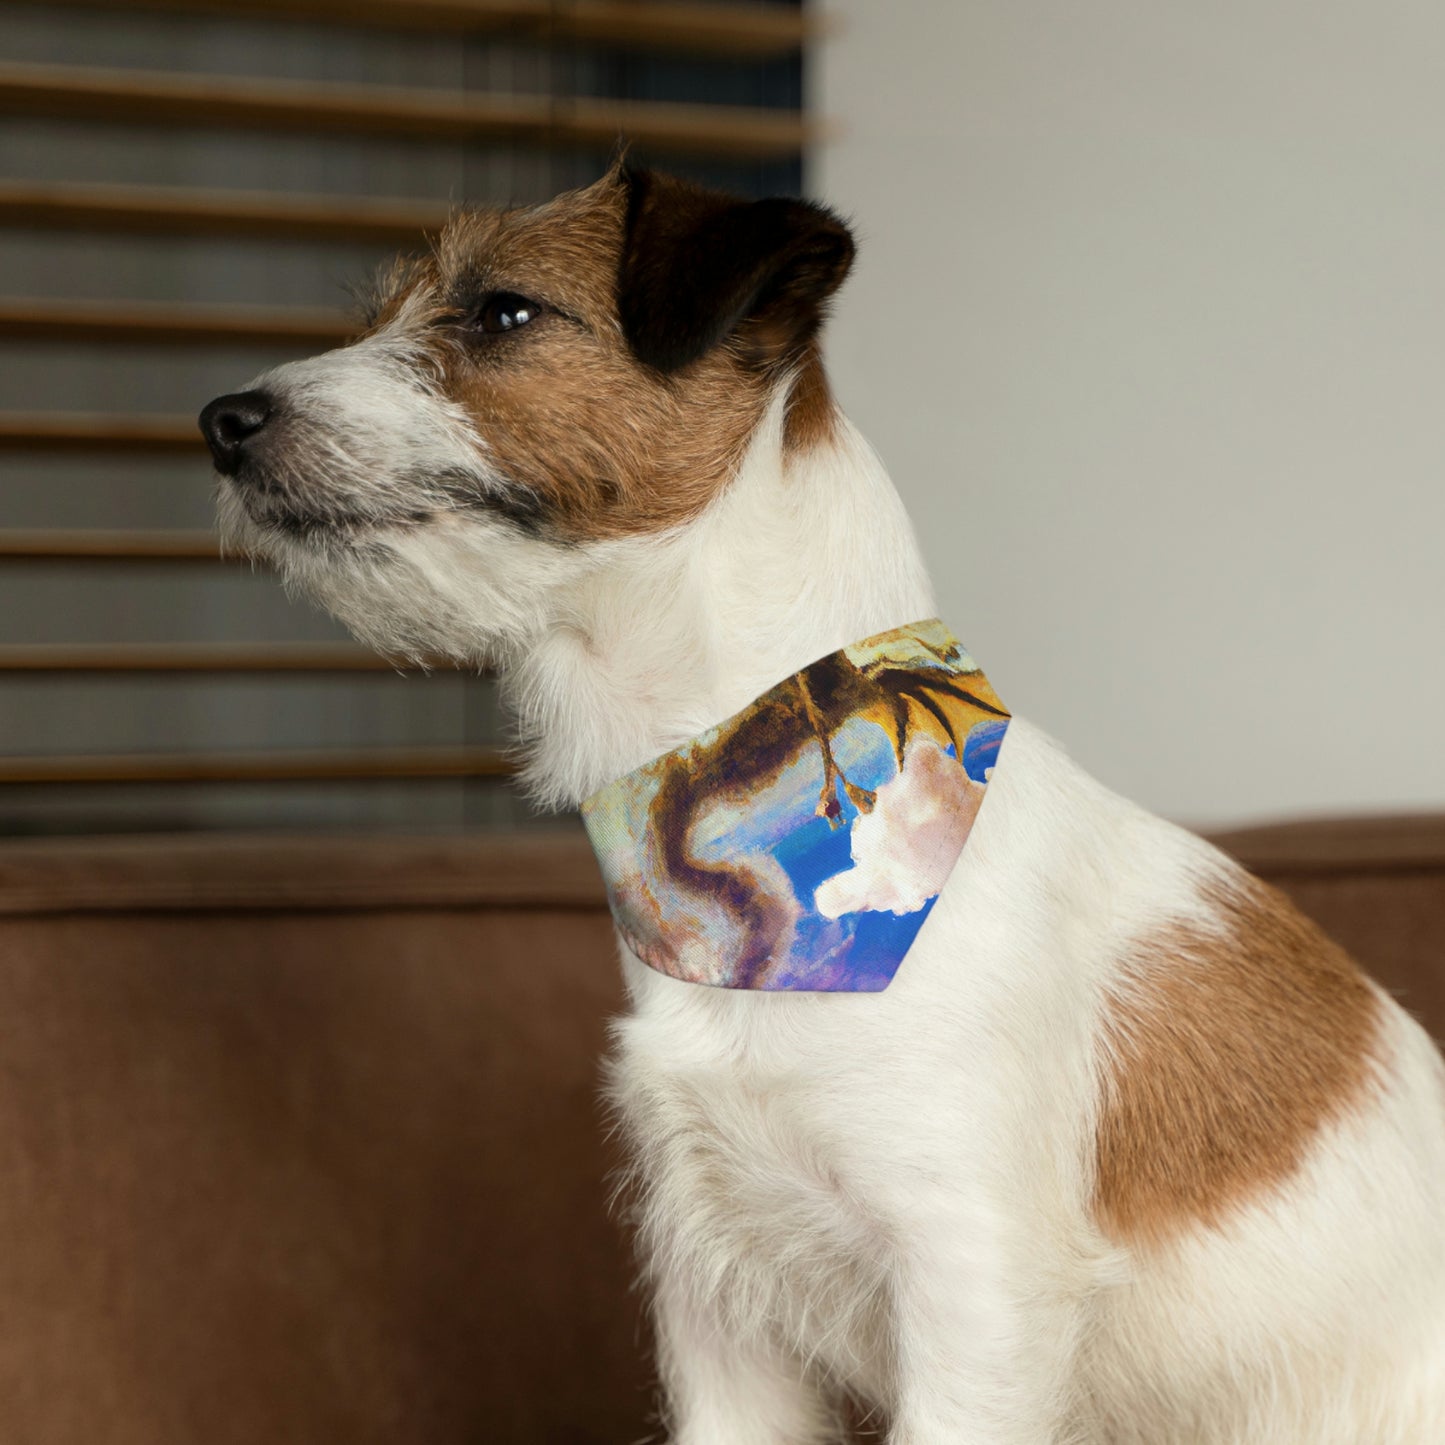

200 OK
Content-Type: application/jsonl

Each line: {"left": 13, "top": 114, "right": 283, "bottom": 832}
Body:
{"left": 581, "top": 619, "right": 1009, "bottom": 992}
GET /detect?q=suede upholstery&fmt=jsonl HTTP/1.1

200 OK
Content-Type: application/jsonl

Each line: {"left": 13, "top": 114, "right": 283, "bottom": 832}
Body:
{"left": 0, "top": 821, "right": 1439, "bottom": 1443}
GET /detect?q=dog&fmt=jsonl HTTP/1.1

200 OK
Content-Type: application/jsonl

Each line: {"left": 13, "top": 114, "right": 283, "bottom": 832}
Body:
{"left": 200, "top": 164, "right": 1445, "bottom": 1443}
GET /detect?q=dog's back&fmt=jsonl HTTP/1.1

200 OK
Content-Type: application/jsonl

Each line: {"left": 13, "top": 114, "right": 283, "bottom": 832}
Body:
{"left": 611, "top": 705, "right": 1445, "bottom": 1442}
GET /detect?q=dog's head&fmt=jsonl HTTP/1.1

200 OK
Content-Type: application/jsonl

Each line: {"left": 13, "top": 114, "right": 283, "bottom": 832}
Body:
{"left": 199, "top": 166, "right": 854, "bottom": 663}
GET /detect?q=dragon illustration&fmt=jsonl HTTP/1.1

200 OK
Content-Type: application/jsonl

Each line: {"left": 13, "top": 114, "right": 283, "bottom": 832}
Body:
{"left": 645, "top": 635, "right": 1007, "bottom": 987}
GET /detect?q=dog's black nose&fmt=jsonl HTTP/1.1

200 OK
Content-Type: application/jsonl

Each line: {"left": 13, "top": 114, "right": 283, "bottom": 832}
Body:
{"left": 199, "top": 390, "right": 273, "bottom": 475}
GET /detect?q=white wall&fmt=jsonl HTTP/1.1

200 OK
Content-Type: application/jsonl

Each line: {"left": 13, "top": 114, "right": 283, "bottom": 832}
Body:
{"left": 813, "top": 1, "right": 1445, "bottom": 827}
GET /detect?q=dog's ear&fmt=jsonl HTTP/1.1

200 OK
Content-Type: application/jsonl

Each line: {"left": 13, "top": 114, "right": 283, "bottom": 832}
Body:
{"left": 618, "top": 167, "right": 855, "bottom": 375}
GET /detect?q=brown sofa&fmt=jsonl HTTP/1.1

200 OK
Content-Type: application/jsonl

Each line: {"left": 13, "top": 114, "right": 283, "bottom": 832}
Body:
{"left": 0, "top": 819, "right": 1439, "bottom": 1443}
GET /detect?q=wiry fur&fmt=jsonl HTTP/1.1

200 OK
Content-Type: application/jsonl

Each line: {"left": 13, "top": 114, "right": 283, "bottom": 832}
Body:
{"left": 206, "top": 171, "right": 1445, "bottom": 1443}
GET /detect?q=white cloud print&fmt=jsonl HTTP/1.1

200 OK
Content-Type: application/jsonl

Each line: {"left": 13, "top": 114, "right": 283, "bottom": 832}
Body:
{"left": 813, "top": 737, "right": 985, "bottom": 919}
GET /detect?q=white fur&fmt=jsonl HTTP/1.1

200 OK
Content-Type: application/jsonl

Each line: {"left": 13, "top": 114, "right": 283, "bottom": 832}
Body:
{"left": 221, "top": 350, "right": 1445, "bottom": 1442}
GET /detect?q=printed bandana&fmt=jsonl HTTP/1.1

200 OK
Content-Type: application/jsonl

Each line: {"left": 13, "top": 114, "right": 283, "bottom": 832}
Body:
{"left": 581, "top": 620, "right": 1010, "bottom": 992}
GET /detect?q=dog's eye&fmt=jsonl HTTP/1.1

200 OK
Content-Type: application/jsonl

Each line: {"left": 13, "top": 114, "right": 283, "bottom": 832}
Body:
{"left": 473, "top": 292, "right": 542, "bottom": 335}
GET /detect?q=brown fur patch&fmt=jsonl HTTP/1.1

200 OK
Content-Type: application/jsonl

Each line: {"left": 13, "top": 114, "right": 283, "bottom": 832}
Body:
{"left": 364, "top": 170, "right": 846, "bottom": 541}
{"left": 1094, "top": 873, "right": 1382, "bottom": 1247}
{"left": 373, "top": 177, "right": 770, "bottom": 541}
{"left": 618, "top": 167, "right": 853, "bottom": 379}
{"left": 783, "top": 342, "right": 840, "bottom": 453}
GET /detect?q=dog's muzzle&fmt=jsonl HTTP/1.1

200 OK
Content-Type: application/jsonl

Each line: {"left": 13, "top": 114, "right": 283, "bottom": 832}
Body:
{"left": 199, "top": 390, "right": 274, "bottom": 476}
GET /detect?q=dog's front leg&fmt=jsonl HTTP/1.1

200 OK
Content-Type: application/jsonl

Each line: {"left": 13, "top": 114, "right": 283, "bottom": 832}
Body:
{"left": 885, "top": 1225, "right": 1086, "bottom": 1445}
{"left": 654, "top": 1274, "right": 841, "bottom": 1445}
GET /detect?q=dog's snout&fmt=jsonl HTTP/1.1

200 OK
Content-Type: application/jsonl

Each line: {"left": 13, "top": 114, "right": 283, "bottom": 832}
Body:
{"left": 199, "top": 390, "right": 273, "bottom": 475}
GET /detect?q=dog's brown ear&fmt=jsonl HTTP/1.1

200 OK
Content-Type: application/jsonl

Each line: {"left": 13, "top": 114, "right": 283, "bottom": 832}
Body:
{"left": 618, "top": 167, "right": 855, "bottom": 375}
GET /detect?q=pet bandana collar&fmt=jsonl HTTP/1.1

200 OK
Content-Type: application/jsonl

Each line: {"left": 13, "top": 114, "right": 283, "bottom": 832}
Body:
{"left": 581, "top": 620, "right": 1010, "bottom": 993}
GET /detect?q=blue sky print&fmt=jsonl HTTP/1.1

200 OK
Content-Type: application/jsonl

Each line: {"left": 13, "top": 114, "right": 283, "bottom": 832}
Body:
{"left": 581, "top": 620, "right": 1010, "bottom": 992}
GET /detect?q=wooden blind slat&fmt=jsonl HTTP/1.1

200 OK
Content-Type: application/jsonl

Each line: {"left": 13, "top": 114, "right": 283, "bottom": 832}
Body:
{"left": 0, "top": 530, "right": 227, "bottom": 561}
{"left": 20, "top": 0, "right": 815, "bottom": 59}
{"left": 0, "top": 746, "right": 513, "bottom": 784}
{"left": 0, "top": 62, "right": 818, "bottom": 161}
{"left": 0, "top": 180, "right": 449, "bottom": 245}
{"left": 0, "top": 412, "right": 201, "bottom": 452}
{"left": 0, "top": 298, "right": 353, "bottom": 348}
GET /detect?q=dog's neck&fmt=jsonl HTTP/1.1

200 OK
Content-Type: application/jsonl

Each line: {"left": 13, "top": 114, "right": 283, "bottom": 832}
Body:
{"left": 506, "top": 390, "right": 938, "bottom": 809}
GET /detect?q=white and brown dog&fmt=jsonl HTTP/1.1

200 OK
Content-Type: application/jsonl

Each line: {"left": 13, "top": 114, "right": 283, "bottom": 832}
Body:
{"left": 201, "top": 166, "right": 1445, "bottom": 1443}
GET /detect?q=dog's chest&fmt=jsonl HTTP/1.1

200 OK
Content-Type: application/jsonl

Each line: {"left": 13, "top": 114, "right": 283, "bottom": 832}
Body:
{"left": 611, "top": 993, "right": 893, "bottom": 1387}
